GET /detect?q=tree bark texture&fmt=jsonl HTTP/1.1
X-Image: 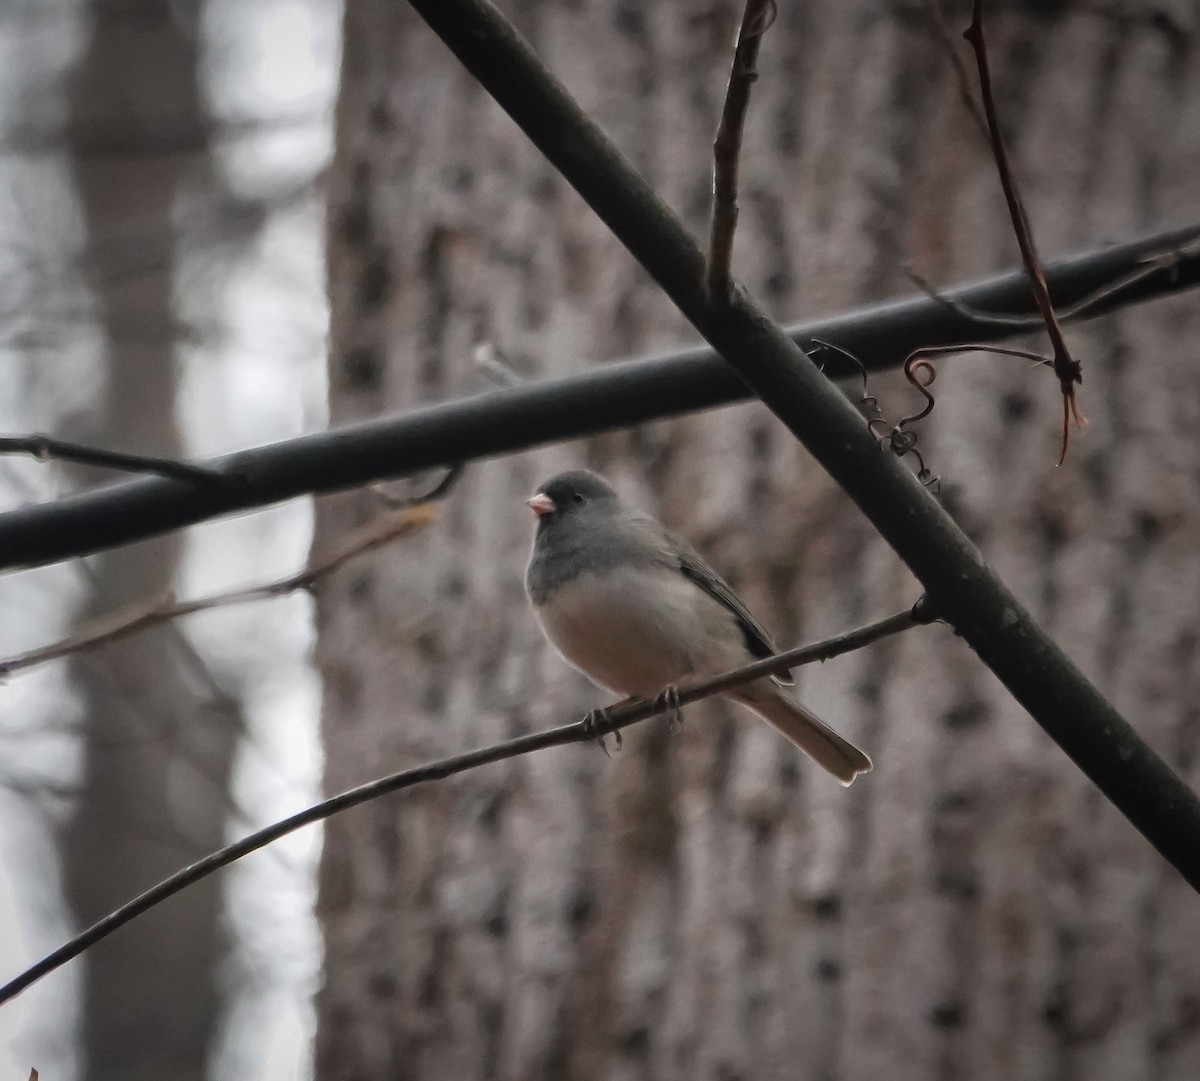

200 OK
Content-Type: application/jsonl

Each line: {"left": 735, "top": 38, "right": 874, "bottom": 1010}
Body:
{"left": 315, "top": 3, "right": 1200, "bottom": 1079}
{"left": 56, "top": 5, "right": 239, "bottom": 1080}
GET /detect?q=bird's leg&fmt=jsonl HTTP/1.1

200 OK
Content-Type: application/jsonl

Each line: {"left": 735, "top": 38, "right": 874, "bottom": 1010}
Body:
{"left": 653, "top": 685, "right": 684, "bottom": 734}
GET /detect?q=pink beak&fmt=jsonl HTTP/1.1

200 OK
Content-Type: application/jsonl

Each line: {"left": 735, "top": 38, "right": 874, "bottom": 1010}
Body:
{"left": 527, "top": 493, "right": 554, "bottom": 517}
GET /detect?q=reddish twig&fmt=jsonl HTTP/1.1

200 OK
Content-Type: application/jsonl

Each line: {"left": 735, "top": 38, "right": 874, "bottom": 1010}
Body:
{"left": 707, "top": 0, "right": 776, "bottom": 301}
{"left": 963, "top": 0, "right": 1085, "bottom": 463}
{"left": 0, "top": 597, "right": 933, "bottom": 1006}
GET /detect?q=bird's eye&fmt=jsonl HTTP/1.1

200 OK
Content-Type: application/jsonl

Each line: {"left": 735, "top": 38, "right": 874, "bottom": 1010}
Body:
{"left": 571, "top": 491, "right": 585, "bottom": 504}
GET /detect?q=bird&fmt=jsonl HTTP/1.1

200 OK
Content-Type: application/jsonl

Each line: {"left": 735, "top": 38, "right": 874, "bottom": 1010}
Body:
{"left": 524, "top": 469, "right": 872, "bottom": 785}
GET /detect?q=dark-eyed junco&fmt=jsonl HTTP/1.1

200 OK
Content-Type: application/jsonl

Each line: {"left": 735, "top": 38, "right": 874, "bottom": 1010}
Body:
{"left": 524, "top": 469, "right": 872, "bottom": 785}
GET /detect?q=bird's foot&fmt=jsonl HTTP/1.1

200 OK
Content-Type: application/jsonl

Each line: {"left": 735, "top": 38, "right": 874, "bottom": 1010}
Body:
{"left": 582, "top": 706, "right": 624, "bottom": 754}
{"left": 653, "top": 685, "right": 684, "bottom": 734}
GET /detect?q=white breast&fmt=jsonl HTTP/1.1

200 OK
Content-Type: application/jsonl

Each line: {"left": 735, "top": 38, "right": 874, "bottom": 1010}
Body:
{"left": 533, "top": 567, "right": 744, "bottom": 699}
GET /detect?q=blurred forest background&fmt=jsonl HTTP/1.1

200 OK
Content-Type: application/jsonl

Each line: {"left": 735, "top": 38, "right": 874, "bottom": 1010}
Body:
{"left": 0, "top": 0, "right": 336, "bottom": 1078}
{"left": 3, "top": 1, "right": 1200, "bottom": 1080}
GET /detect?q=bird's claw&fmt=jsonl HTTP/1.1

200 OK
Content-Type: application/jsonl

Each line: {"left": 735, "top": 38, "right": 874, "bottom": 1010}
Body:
{"left": 654, "top": 685, "right": 684, "bottom": 734}
{"left": 582, "top": 707, "right": 623, "bottom": 755}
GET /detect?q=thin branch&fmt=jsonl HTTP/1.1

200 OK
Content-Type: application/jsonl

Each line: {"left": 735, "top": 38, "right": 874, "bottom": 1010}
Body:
{"left": 1051, "top": 244, "right": 1200, "bottom": 321}
{"left": 0, "top": 434, "right": 224, "bottom": 486}
{"left": 0, "top": 223, "right": 1197, "bottom": 574}
{"left": 905, "top": 241, "right": 1200, "bottom": 330}
{"left": 922, "top": 0, "right": 989, "bottom": 139}
{"left": 368, "top": 462, "right": 467, "bottom": 509}
{"left": 0, "top": 600, "right": 931, "bottom": 1006}
{"left": 708, "top": 0, "right": 775, "bottom": 301}
{"left": 963, "top": 0, "right": 1085, "bottom": 462}
{"left": 906, "top": 341, "right": 1050, "bottom": 366}
{"left": 0, "top": 468, "right": 464, "bottom": 678}
{"left": 472, "top": 342, "right": 528, "bottom": 388}
{"left": 0, "top": 504, "right": 438, "bottom": 678}
{"left": 903, "top": 263, "right": 1034, "bottom": 326}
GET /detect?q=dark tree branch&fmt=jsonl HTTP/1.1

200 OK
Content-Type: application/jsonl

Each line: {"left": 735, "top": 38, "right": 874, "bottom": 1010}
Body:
{"left": 0, "top": 224, "right": 1197, "bottom": 574}
{"left": 406, "top": 0, "right": 1200, "bottom": 888}
{"left": 964, "top": 0, "right": 1084, "bottom": 461}
{"left": 708, "top": 0, "right": 774, "bottom": 300}
{"left": 0, "top": 602, "right": 928, "bottom": 1005}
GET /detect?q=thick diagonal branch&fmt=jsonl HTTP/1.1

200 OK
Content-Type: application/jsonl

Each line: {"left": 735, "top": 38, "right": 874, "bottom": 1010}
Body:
{"left": 407, "top": 0, "right": 1200, "bottom": 889}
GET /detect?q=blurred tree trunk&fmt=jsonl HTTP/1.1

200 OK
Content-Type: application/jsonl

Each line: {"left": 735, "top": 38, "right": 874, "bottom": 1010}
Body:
{"left": 314, "top": 2, "right": 1200, "bottom": 1079}
{"left": 56, "top": 3, "right": 239, "bottom": 1080}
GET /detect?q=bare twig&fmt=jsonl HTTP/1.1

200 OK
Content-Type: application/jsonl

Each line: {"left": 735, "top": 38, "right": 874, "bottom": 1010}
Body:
{"left": 921, "top": 0, "right": 988, "bottom": 139}
{"left": 1052, "top": 245, "right": 1200, "bottom": 321}
{"left": 0, "top": 434, "right": 223, "bottom": 486}
{"left": 708, "top": 0, "right": 776, "bottom": 301}
{"left": 472, "top": 342, "right": 527, "bottom": 388}
{"left": 368, "top": 463, "right": 467, "bottom": 510}
{"left": 903, "top": 264, "right": 1038, "bottom": 327}
{"left": 963, "top": 0, "right": 1085, "bottom": 463}
{"left": 0, "top": 489, "right": 452, "bottom": 679}
{"left": 903, "top": 243, "right": 1198, "bottom": 329}
{"left": 902, "top": 341, "right": 1051, "bottom": 367}
{"left": 0, "top": 597, "right": 932, "bottom": 1006}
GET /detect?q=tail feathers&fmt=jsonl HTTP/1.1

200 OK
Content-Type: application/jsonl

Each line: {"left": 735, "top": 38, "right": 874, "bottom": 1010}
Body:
{"left": 734, "top": 688, "right": 872, "bottom": 786}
